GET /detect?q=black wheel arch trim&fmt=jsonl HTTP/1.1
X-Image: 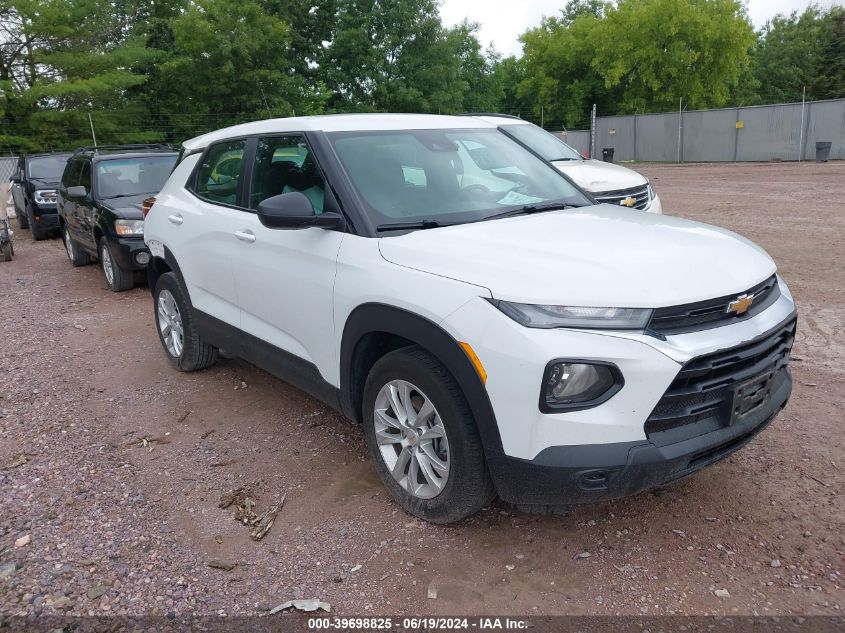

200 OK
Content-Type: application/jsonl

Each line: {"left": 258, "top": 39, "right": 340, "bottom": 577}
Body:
{"left": 339, "top": 303, "right": 504, "bottom": 455}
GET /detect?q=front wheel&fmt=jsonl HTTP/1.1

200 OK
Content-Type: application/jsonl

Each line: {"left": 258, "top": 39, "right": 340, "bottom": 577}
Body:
{"left": 362, "top": 346, "right": 495, "bottom": 524}
{"left": 17, "top": 212, "right": 29, "bottom": 229}
{"left": 99, "top": 238, "right": 133, "bottom": 292}
{"left": 2, "top": 242, "right": 11, "bottom": 261}
{"left": 153, "top": 272, "right": 217, "bottom": 372}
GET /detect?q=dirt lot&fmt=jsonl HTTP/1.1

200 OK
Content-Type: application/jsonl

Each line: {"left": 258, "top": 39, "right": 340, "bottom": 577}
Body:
{"left": 1, "top": 162, "right": 843, "bottom": 618}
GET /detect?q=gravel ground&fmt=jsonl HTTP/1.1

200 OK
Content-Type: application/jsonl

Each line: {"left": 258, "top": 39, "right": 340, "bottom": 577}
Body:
{"left": 0, "top": 161, "right": 843, "bottom": 618}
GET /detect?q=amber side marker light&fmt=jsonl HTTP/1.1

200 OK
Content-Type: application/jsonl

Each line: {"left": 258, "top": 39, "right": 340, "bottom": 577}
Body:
{"left": 141, "top": 196, "right": 156, "bottom": 219}
{"left": 459, "top": 341, "right": 487, "bottom": 384}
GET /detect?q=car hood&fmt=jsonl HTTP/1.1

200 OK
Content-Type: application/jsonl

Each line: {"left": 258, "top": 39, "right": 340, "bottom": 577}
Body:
{"left": 29, "top": 177, "right": 61, "bottom": 189}
{"left": 552, "top": 159, "right": 647, "bottom": 193}
{"left": 100, "top": 193, "right": 150, "bottom": 220}
{"left": 378, "top": 205, "right": 776, "bottom": 307}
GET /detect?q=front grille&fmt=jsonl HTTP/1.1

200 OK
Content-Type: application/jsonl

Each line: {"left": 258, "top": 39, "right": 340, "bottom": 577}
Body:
{"left": 648, "top": 275, "right": 780, "bottom": 336}
{"left": 645, "top": 317, "right": 795, "bottom": 446}
{"left": 593, "top": 184, "right": 651, "bottom": 210}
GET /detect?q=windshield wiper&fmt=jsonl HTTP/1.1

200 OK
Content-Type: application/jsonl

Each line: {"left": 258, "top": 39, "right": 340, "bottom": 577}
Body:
{"left": 486, "top": 201, "right": 579, "bottom": 221}
{"left": 377, "top": 219, "right": 452, "bottom": 232}
{"left": 548, "top": 157, "right": 580, "bottom": 161}
{"left": 103, "top": 192, "right": 153, "bottom": 200}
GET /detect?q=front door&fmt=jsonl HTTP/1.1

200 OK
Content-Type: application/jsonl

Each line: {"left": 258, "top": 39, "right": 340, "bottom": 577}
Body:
{"left": 230, "top": 135, "right": 344, "bottom": 383}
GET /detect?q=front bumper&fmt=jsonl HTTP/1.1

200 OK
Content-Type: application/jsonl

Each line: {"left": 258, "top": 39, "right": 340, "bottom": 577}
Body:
{"left": 104, "top": 235, "right": 150, "bottom": 271}
{"left": 646, "top": 194, "right": 663, "bottom": 214}
{"left": 30, "top": 205, "right": 59, "bottom": 228}
{"left": 488, "top": 365, "right": 790, "bottom": 505}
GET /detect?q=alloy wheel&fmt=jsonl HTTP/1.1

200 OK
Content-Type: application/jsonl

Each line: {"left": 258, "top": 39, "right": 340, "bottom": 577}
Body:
{"left": 101, "top": 244, "right": 115, "bottom": 286}
{"left": 157, "top": 289, "right": 184, "bottom": 358}
{"left": 373, "top": 379, "right": 450, "bottom": 499}
{"left": 64, "top": 229, "right": 74, "bottom": 261}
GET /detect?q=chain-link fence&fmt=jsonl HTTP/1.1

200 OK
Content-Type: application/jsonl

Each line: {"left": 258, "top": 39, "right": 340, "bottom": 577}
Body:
{"left": 555, "top": 97, "right": 845, "bottom": 162}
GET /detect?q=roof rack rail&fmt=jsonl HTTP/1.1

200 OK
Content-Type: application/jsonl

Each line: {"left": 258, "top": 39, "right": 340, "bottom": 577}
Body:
{"left": 458, "top": 112, "right": 523, "bottom": 120}
{"left": 71, "top": 143, "right": 175, "bottom": 156}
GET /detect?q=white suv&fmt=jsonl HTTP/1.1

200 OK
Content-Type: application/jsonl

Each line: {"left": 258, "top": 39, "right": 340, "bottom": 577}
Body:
{"left": 471, "top": 115, "right": 663, "bottom": 214}
{"left": 144, "top": 114, "right": 795, "bottom": 523}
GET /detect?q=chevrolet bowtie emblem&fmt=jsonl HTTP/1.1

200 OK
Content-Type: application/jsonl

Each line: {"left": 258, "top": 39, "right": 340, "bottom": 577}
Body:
{"left": 727, "top": 293, "right": 754, "bottom": 315}
{"left": 620, "top": 196, "right": 636, "bottom": 207}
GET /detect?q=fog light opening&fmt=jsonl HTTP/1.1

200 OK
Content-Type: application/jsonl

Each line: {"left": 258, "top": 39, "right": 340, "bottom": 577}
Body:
{"left": 135, "top": 251, "right": 151, "bottom": 266}
{"left": 541, "top": 361, "right": 623, "bottom": 412}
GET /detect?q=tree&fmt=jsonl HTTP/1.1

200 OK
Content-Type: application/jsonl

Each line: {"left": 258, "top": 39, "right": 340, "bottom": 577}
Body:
{"left": 588, "top": 0, "right": 756, "bottom": 113}
{"left": 813, "top": 7, "right": 845, "bottom": 99}
{"left": 518, "top": 14, "right": 617, "bottom": 128}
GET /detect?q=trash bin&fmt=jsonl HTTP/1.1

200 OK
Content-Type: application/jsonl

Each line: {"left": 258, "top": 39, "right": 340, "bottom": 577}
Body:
{"left": 815, "top": 141, "right": 832, "bottom": 162}
{"left": 602, "top": 147, "right": 615, "bottom": 163}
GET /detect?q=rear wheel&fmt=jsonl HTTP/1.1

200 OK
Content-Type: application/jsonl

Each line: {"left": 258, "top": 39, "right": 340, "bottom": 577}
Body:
{"left": 362, "top": 346, "right": 495, "bottom": 523}
{"left": 99, "top": 238, "right": 133, "bottom": 292}
{"left": 64, "top": 228, "right": 91, "bottom": 267}
{"left": 153, "top": 272, "right": 217, "bottom": 372}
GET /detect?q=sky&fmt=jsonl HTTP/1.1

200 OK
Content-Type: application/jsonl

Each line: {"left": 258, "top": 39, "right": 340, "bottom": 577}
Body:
{"left": 440, "top": 0, "right": 845, "bottom": 57}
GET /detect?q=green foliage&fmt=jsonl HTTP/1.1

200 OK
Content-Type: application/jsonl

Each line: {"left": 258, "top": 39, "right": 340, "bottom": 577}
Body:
{"left": 1, "top": 0, "right": 844, "bottom": 154}
{"left": 589, "top": 0, "right": 756, "bottom": 113}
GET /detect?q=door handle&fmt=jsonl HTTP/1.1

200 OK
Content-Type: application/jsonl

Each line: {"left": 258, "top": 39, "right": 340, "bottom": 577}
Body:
{"left": 167, "top": 214, "right": 184, "bottom": 225}
{"left": 234, "top": 230, "right": 256, "bottom": 243}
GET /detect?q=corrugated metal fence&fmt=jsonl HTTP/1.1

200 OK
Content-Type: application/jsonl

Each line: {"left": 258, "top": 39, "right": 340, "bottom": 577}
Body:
{"left": 554, "top": 98, "right": 845, "bottom": 162}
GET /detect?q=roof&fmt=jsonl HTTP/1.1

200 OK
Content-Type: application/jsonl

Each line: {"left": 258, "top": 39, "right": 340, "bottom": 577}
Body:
{"left": 182, "top": 113, "right": 498, "bottom": 151}
{"left": 469, "top": 115, "right": 532, "bottom": 126}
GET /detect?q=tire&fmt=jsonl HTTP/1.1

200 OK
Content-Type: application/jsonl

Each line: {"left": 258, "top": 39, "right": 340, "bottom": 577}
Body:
{"left": 362, "top": 346, "right": 495, "bottom": 524}
{"left": 17, "top": 212, "right": 29, "bottom": 229}
{"left": 99, "top": 238, "right": 133, "bottom": 292}
{"left": 153, "top": 272, "right": 217, "bottom": 372}
{"left": 29, "top": 208, "right": 47, "bottom": 241}
{"left": 2, "top": 242, "right": 11, "bottom": 262}
{"left": 64, "top": 227, "right": 91, "bottom": 267}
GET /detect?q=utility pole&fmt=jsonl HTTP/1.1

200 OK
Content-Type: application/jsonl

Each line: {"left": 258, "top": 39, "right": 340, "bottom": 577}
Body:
{"left": 540, "top": 105, "right": 544, "bottom": 128}
{"left": 88, "top": 113, "right": 98, "bottom": 148}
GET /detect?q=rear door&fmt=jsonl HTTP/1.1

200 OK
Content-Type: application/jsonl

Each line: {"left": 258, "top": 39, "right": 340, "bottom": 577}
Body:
{"left": 75, "top": 160, "right": 97, "bottom": 250}
{"left": 230, "top": 134, "right": 344, "bottom": 381}
{"left": 169, "top": 139, "right": 246, "bottom": 331}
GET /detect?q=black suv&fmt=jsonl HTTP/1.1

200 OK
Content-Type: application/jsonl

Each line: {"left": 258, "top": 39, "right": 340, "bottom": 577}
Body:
{"left": 58, "top": 145, "right": 177, "bottom": 292}
{"left": 9, "top": 153, "right": 71, "bottom": 240}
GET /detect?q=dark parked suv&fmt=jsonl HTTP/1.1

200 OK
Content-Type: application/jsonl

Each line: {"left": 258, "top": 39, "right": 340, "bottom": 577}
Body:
{"left": 58, "top": 145, "right": 177, "bottom": 291}
{"left": 9, "top": 152, "right": 71, "bottom": 239}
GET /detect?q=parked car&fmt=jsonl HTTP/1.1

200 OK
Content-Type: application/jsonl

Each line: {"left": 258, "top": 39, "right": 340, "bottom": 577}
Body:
{"left": 144, "top": 114, "right": 795, "bottom": 523}
{"left": 58, "top": 145, "right": 177, "bottom": 291}
{"left": 9, "top": 152, "right": 72, "bottom": 239}
{"left": 470, "top": 115, "right": 663, "bottom": 214}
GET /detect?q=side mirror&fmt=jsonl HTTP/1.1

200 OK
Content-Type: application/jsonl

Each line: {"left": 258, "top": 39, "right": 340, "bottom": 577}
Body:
{"left": 66, "top": 185, "right": 88, "bottom": 200}
{"left": 256, "top": 192, "right": 345, "bottom": 231}
{"left": 9, "top": 175, "right": 20, "bottom": 184}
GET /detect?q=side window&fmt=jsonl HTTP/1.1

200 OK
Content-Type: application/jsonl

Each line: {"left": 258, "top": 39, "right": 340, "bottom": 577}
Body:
{"left": 78, "top": 160, "right": 91, "bottom": 192}
{"left": 61, "top": 159, "right": 80, "bottom": 189}
{"left": 16, "top": 158, "right": 24, "bottom": 180}
{"left": 250, "top": 136, "right": 325, "bottom": 213}
{"left": 194, "top": 139, "right": 246, "bottom": 206}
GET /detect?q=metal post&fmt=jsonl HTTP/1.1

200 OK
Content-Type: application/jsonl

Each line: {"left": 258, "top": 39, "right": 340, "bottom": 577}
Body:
{"left": 541, "top": 105, "right": 544, "bottom": 128}
{"left": 88, "top": 113, "right": 98, "bottom": 148}
{"left": 633, "top": 114, "right": 638, "bottom": 162}
{"left": 734, "top": 108, "right": 740, "bottom": 163}
{"left": 798, "top": 86, "right": 806, "bottom": 162}
{"left": 677, "top": 98, "right": 683, "bottom": 163}
{"left": 590, "top": 103, "right": 597, "bottom": 159}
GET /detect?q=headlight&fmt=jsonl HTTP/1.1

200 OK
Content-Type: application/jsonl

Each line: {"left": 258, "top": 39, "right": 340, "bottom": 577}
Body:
{"left": 491, "top": 300, "right": 652, "bottom": 330}
{"left": 541, "top": 361, "right": 623, "bottom": 411}
{"left": 114, "top": 219, "right": 144, "bottom": 236}
{"left": 34, "top": 189, "right": 57, "bottom": 204}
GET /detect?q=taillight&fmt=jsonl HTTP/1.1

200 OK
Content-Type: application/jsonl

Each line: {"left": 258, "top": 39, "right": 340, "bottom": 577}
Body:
{"left": 141, "top": 196, "right": 156, "bottom": 219}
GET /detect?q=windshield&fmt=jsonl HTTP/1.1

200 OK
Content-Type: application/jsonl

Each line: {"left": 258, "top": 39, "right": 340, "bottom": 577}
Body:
{"left": 28, "top": 155, "right": 70, "bottom": 180}
{"left": 96, "top": 155, "right": 177, "bottom": 198}
{"left": 329, "top": 128, "right": 590, "bottom": 229}
{"left": 500, "top": 124, "right": 582, "bottom": 162}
